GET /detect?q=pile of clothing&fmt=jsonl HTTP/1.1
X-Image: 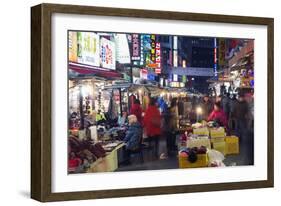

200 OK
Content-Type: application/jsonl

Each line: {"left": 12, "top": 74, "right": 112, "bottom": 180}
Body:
{"left": 68, "top": 135, "right": 106, "bottom": 173}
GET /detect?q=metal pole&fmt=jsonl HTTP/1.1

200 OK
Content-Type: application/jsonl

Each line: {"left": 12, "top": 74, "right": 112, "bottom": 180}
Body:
{"left": 79, "top": 84, "right": 84, "bottom": 130}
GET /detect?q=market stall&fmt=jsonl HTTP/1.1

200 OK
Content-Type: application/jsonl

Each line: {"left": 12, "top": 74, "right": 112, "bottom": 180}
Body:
{"left": 177, "top": 121, "right": 240, "bottom": 168}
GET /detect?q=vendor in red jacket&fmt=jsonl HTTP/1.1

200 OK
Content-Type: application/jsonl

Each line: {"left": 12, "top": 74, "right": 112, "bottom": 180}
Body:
{"left": 207, "top": 102, "right": 228, "bottom": 128}
{"left": 130, "top": 99, "right": 143, "bottom": 125}
{"left": 143, "top": 97, "right": 161, "bottom": 158}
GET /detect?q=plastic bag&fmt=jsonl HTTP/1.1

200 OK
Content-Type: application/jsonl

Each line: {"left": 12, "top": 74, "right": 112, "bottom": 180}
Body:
{"left": 207, "top": 149, "right": 226, "bottom": 167}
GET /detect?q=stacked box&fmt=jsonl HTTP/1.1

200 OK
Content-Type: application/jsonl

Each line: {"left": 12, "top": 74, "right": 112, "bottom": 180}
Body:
{"left": 193, "top": 127, "right": 209, "bottom": 136}
{"left": 212, "top": 141, "right": 226, "bottom": 155}
{"left": 187, "top": 138, "right": 211, "bottom": 149}
{"left": 210, "top": 137, "right": 225, "bottom": 143}
{"left": 209, "top": 127, "right": 226, "bottom": 138}
{"left": 225, "top": 136, "right": 239, "bottom": 155}
{"left": 179, "top": 154, "right": 208, "bottom": 168}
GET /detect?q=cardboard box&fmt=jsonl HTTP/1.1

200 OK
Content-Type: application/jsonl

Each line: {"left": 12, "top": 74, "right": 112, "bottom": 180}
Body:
{"left": 209, "top": 127, "right": 226, "bottom": 138}
{"left": 211, "top": 137, "right": 225, "bottom": 143}
{"left": 225, "top": 136, "right": 239, "bottom": 155}
{"left": 212, "top": 141, "right": 226, "bottom": 155}
{"left": 179, "top": 154, "right": 208, "bottom": 168}
{"left": 187, "top": 138, "right": 211, "bottom": 149}
{"left": 193, "top": 127, "right": 209, "bottom": 136}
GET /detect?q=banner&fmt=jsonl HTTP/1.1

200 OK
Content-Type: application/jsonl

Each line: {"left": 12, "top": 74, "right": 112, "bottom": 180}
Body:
{"left": 114, "top": 34, "right": 131, "bottom": 64}
{"left": 77, "top": 32, "right": 100, "bottom": 67}
{"left": 100, "top": 37, "right": 116, "bottom": 70}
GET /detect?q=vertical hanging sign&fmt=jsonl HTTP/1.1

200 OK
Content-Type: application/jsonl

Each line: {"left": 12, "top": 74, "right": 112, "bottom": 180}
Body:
{"left": 155, "top": 42, "right": 161, "bottom": 74}
{"left": 214, "top": 38, "right": 217, "bottom": 77}
{"left": 131, "top": 34, "right": 140, "bottom": 62}
{"left": 150, "top": 34, "right": 156, "bottom": 63}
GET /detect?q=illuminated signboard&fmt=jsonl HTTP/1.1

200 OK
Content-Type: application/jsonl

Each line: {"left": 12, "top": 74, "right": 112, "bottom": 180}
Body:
{"left": 173, "top": 74, "right": 178, "bottom": 82}
{"left": 214, "top": 38, "right": 217, "bottom": 76}
{"left": 155, "top": 42, "right": 161, "bottom": 74}
{"left": 131, "top": 34, "right": 144, "bottom": 66}
{"left": 173, "top": 36, "right": 178, "bottom": 67}
{"left": 150, "top": 35, "right": 156, "bottom": 63}
{"left": 114, "top": 34, "right": 131, "bottom": 64}
{"left": 68, "top": 31, "right": 78, "bottom": 62}
{"left": 132, "top": 34, "right": 140, "bottom": 61}
{"left": 140, "top": 69, "right": 148, "bottom": 79}
{"left": 77, "top": 32, "right": 100, "bottom": 67}
{"left": 182, "top": 75, "right": 187, "bottom": 83}
{"left": 170, "top": 82, "right": 185, "bottom": 88}
{"left": 140, "top": 35, "right": 144, "bottom": 66}
{"left": 100, "top": 37, "right": 116, "bottom": 70}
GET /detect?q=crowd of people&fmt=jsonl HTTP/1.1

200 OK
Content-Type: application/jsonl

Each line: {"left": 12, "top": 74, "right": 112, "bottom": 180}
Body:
{"left": 120, "top": 91, "right": 254, "bottom": 163}
{"left": 202, "top": 92, "right": 254, "bottom": 138}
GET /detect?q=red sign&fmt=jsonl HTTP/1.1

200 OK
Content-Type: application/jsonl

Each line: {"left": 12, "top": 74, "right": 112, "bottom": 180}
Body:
{"left": 155, "top": 42, "right": 161, "bottom": 74}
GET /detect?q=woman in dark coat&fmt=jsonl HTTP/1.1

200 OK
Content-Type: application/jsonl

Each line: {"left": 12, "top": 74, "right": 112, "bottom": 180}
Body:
{"left": 123, "top": 115, "right": 142, "bottom": 151}
{"left": 122, "top": 114, "right": 143, "bottom": 164}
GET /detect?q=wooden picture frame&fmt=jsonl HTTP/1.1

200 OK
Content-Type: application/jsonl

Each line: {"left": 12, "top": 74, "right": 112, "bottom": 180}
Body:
{"left": 31, "top": 3, "right": 274, "bottom": 202}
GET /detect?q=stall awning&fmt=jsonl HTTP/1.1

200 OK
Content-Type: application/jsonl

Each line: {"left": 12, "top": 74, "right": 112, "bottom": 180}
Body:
{"left": 69, "top": 62, "right": 123, "bottom": 80}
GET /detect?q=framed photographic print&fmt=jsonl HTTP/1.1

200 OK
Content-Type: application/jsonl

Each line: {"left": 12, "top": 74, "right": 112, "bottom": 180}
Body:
{"left": 31, "top": 3, "right": 274, "bottom": 202}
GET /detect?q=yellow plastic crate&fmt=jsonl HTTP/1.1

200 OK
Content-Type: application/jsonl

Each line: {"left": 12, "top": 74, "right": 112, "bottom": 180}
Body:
{"left": 179, "top": 154, "right": 208, "bottom": 168}
{"left": 209, "top": 127, "right": 226, "bottom": 138}
{"left": 193, "top": 127, "right": 209, "bottom": 136}
{"left": 212, "top": 141, "right": 226, "bottom": 155}
{"left": 225, "top": 136, "right": 239, "bottom": 155}
{"left": 211, "top": 137, "right": 225, "bottom": 143}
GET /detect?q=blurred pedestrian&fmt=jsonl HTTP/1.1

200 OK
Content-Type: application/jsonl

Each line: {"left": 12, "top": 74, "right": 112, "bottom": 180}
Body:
{"left": 130, "top": 99, "right": 143, "bottom": 124}
{"left": 143, "top": 97, "right": 161, "bottom": 158}
{"left": 233, "top": 94, "right": 249, "bottom": 139}
{"left": 201, "top": 95, "right": 213, "bottom": 120}
{"left": 208, "top": 102, "right": 228, "bottom": 128}
{"left": 221, "top": 93, "right": 231, "bottom": 119}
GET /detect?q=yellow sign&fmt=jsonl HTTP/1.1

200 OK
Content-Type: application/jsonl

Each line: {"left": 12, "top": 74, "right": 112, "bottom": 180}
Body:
{"left": 68, "top": 31, "right": 78, "bottom": 62}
